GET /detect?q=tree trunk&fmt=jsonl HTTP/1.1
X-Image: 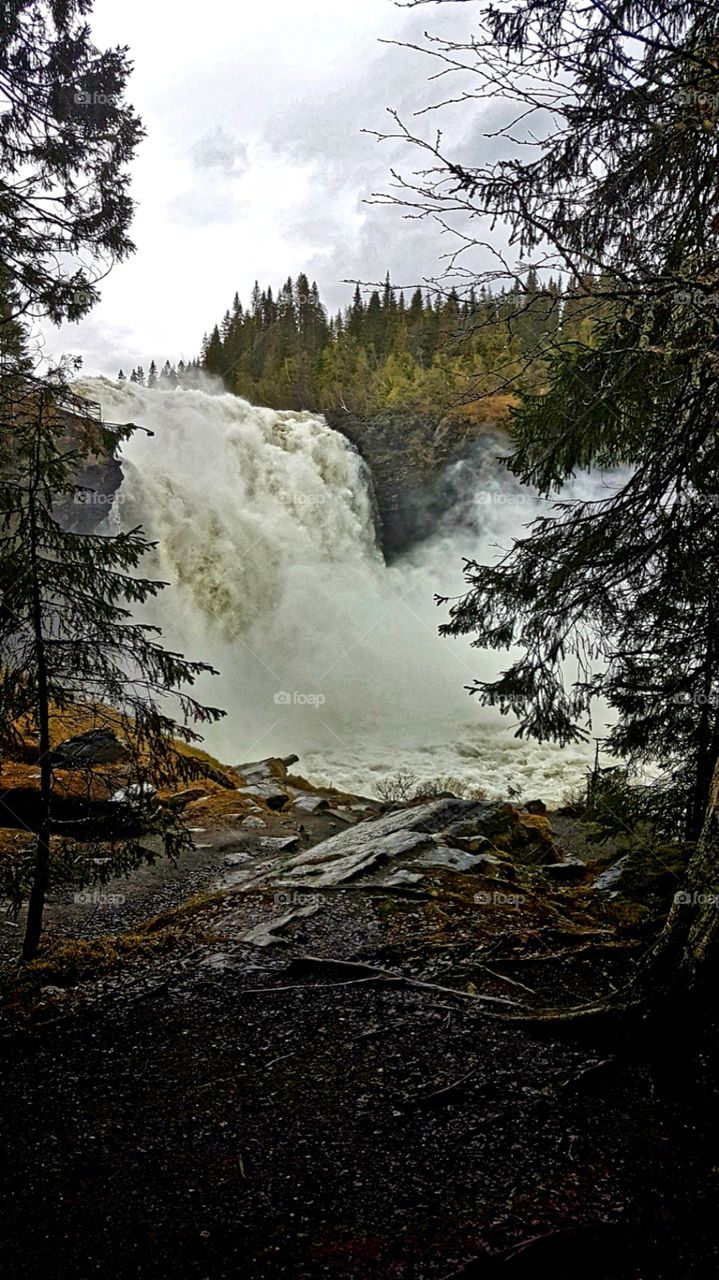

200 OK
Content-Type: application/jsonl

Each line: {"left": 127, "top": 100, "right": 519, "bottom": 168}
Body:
{"left": 639, "top": 759, "right": 719, "bottom": 1006}
{"left": 21, "top": 826, "right": 51, "bottom": 962}
{"left": 21, "top": 396, "right": 52, "bottom": 962}
{"left": 684, "top": 610, "right": 719, "bottom": 842}
{"left": 525, "top": 766, "right": 719, "bottom": 1037}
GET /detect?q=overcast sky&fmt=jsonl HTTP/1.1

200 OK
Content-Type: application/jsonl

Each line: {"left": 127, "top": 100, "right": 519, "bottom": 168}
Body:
{"left": 43, "top": 0, "right": 494, "bottom": 377}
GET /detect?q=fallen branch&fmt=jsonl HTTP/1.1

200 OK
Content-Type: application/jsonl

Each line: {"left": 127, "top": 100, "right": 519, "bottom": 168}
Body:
{"left": 498, "top": 996, "right": 644, "bottom": 1032}
{"left": 287, "top": 955, "right": 521, "bottom": 1006}
{"left": 488, "top": 938, "right": 641, "bottom": 964}
{"left": 237, "top": 976, "right": 381, "bottom": 995}
{"left": 544, "top": 1056, "right": 616, "bottom": 1094}
{"left": 279, "top": 958, "right": 645, "bottom": 1033}
{"left": 407, "top": 1064, "right": 482, "bottom": 1108}
{"left": 480, "top": 965, "right": 537, "bottom": 994}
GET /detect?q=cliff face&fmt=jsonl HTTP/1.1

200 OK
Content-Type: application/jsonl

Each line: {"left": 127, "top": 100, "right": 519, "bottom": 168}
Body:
{"left": 53, "top": 408, "right": 124, "bottom": 534}
{"left": 56, "top": 450, "right": 124, "bottom": 533}
{"left": 56, "top": 401, "right": 510, "bottom": 553}
{"left": 327, "top": 408, "right": 510, "bottom": 558}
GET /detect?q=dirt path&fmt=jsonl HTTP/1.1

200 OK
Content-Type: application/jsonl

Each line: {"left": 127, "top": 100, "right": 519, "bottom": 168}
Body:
{"left": 2, "top": 788, "right": 718, "bottom": 1278}
{"left": 2, "top": 875, "right": 719, "bottom": 1279}
{"left": 0, "top": 798, "right": 371, "bottom": 972}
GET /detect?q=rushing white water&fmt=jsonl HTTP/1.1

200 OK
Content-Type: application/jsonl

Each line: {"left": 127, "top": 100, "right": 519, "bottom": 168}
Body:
{"left": 77, "top": 377, "right": 598, "bottom": 801}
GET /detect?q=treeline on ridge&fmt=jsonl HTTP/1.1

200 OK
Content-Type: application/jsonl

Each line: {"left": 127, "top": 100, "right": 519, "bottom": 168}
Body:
{"left": 122, "top": 270, "right": 600, "bottom": 423}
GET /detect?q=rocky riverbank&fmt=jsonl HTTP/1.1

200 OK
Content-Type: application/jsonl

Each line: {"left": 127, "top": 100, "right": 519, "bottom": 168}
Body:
{"left": 3, "top": 739, "right": 712, "bottom": 1278}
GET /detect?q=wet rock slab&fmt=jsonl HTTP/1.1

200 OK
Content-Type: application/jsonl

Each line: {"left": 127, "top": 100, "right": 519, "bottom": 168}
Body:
{"left": 274, "top": 798, "right": 531, "bottom": 889}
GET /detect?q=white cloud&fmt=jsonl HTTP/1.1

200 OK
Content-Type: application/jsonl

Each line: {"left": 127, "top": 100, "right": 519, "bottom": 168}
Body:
{"left": 190, "top": 126, "right": 248, "bottom": 175}
{"left": 42, "top": 0, "right": 494, "bottom": 375}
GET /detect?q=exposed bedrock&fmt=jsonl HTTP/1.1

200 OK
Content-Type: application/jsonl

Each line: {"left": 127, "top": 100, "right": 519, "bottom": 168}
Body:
{"left": 327, "top": 409, "right": 509, "bottom": 557}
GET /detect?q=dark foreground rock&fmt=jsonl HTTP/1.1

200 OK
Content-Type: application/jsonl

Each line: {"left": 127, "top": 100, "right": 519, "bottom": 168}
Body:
{"left": 1, "top": 857, "right": 717, "bottom": 1279}
{"left": 52, "top": 727, "right": 129, "bottom": 765}
{"left": 1, "top": 761, "right": 717, "bottom": 1279}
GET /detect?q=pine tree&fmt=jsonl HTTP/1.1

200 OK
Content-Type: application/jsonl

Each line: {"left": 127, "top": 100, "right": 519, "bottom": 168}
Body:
{"left": 394, "top": 0, "right": 719, "bottom": 1007}
{"left": 382, "top": 272, "right": 396, "bottom": 313}
{"left": 0, "top": 268, "right": 31, "bottom": 374}
{"left": 0, "top": 368, "right": 224, "bottom": 959}
{"left": 347, "top": 286, "right": 365, "bottom": 339}
{"left": 195, "top": 273, "right": 535, "bottom": 415}
{"left": 203, "top": 327, "right": 225, "bottom": 382}
{"left": 158, "top": 360, "right": 175, "bottom": 388}
{"left": 365, "top": 291, "right": 383, "bottom": 357}
{"left": 147, "top": 360, "right": 158, "bottom": 388}
{"left": 0, "top": 1, "right": 143, "bottom": 327}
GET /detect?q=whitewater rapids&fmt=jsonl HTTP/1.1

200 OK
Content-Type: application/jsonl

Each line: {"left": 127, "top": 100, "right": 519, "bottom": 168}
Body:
{"left": 78, "top": 378, "right": 597, "bottom": 801}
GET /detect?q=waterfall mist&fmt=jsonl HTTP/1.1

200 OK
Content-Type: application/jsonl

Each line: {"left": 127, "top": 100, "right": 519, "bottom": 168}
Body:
{"left": 78, "top": 378, "right": 596, "bottom": 800}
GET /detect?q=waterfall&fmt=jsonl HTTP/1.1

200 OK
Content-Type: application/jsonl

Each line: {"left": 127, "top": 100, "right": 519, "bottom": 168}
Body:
{"left": 76, "top": 377, "right": 594, "bottom": 800}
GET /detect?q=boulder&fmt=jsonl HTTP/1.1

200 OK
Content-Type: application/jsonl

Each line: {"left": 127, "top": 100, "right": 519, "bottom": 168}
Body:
{"left": 53, "top": 727, "right": 128, "bottom": 766}
{"left": 326, "top": 808, "right": 359, "bottom": 825}
{"left": 292, "top": 793, "right": 330, "bottom": 814}
{"left": 413, "top": 844, "right": 490, "bottom": 874}
{"left": 470, "top": 853, "right": 519, "bottom": 881}
{"left": 110, "top": 782, "right": 157, "bottom": 807}
{"left": 223, "top": 852, "right": 251, "bottom": 868}
{"left": 592, "top": 841, "right": 690, "bottom": 900}
{"left": 383, "top": 869, "right": 425, "bottom": 888}
{"left": 236, "top": 783, "right": 289, "bottom": 811}
{"left": 593, "top": 858, "right": 629, "bottom": 893}
{"left": 496, "top": 810, "right": 564, "bottom": 865}
{"left": 235, "top": 754, "right": 298, "bottom": 782}
{"left": 276, "top": 798, "right": 521, "bottom": 889}
{"left": 541, "top": 860, "right": 588, "bottom": 884}
{"left": 0, "top": 769, "right": 157, "bottom": 837}
{"left": 258, "top": 835, "right": 300, "bottom": 854}
{"left": 450, "top": 834, "right": 495, "bottom": 854}
{"left": 165, "top": 787, "right": 209, "bottom": 810}
{"left": 108, "top": 783, "right": 159, "bottom": 829}
{"left": 235, "top": 759, "right": 294, "bottom": 809}
{"left": 241, "top": 902, "right": 320, "bottom": 948}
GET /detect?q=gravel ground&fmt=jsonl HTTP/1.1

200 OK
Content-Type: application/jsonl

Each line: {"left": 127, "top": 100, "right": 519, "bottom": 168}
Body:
{"left": 2, "top": 793, "right": 718, "bottom": 1279}
{"left": 2, "top": 877, "right": 719, "bottom": 1279}
{"left": 0, "top": 802, "right": 365, "bottom": 973}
